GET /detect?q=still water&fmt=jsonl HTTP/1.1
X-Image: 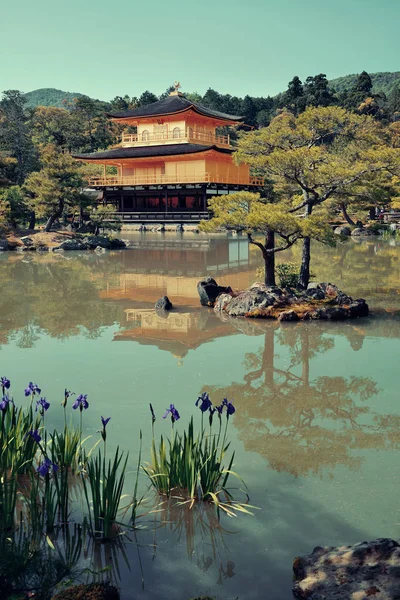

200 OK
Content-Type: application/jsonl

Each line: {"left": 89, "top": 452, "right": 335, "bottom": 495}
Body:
{"left": 1, "top": 234, "right": 399, "bottom": 599}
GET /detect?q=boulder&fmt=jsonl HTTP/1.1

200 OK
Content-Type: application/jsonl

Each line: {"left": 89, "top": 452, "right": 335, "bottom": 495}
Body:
{"left": 56, "top": 239, "right": 86, "bottom": 251}
{"left": 94, "top": 246, "right": 107, "bottom": 254}
{"left": 278, "top": 310, "right": 300, "bottom": 322}
{"left": 109, "top": 238, "right": 126, "bottom": 249}
{"left": 293, "top": 538, "right": 400, "bottom": 600}
{"left": 197, "top": 277, "right": 232, "bottom": 307}
{"left": 214, "top": 293, "right": 234, "bottom": 313}
{"left": 0, "top": 239, "right": 9, "bottom": 251}
{"left": 84, "top": 235, "right": 111, "bottom": 249}
{"left": 305, "top": 283, "right": 326, "bottom": 300}
{"left": 222, "top": 288, "right": 277, "bottom": 317}
{"left": 155, "top": 296, "right": 173, "bottom": 311}
{"left": 334, "top": 225, "right": 352, "bottom": 236}
{"left": 20, "top": 236, "right": 34, "bottom": 247}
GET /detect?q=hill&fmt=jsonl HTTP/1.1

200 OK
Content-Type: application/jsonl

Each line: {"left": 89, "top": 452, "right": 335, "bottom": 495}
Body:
{"left": 24, "top": 88, "right": 85, "bottom": 108}
{"left": 329, "top": 71, "right": 400, "bottom": 96}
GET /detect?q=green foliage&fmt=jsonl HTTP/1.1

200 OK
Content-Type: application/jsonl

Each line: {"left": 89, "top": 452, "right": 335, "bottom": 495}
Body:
{"left": 0, "top": 185, "right": 31, "bottom": 228}
{"left": 144, "top": 411, "right": 248, "bottom": 514}
{"left": 24, "top": 88, "right": 85, "bottom": 109}
{"left": 276, "top": 262, "right": 300, "bottom": 288}
{"left": 330, "top": 71, "right": 400, "bottom": 97}
{"left": 24, "top": 145, "right": 89, "bottom": 230}
{"left": 0, "top": 90, "right": 38, "bottom": 183}
{"left": 82, "top": 447, "right": 129, "bottom": 539}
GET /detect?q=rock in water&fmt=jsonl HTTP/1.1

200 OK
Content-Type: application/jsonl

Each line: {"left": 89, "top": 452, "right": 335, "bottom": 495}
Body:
{"left": 334, "top": 225, "right": 352, "bottom": 236}
{"left": 56, "top": 239, "right": 86, "bottom": 251}
{"left": 197, "top": 277, "right": 232, "bottom": 307}
{"left": 155, "top": 296, "right": 173, "bottom": 311}
{"left": 293, "top": 538, "right": 400, "bottom": 600}
{"left": 0, "top": 239, "right": 9, "bottom": 251}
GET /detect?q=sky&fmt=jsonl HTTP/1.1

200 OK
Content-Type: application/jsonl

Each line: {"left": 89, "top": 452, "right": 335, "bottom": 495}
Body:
{"left": 1, "top": 0, "right": 400, "bottom": 100}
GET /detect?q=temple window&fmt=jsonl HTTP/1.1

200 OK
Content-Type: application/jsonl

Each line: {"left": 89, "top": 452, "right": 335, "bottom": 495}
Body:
{"left": 142, "top": 130, "right": 150, "bottom": 141}
{"left": 172, "top": 127, "right": 181, "bottom": 139}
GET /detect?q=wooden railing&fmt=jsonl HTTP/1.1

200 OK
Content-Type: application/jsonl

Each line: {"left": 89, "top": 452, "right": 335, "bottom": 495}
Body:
{"left": 121, "top": 130, "right": 231, "bottom": 148}
{"left": 101, "top": 212, "right": 210, "bottom": 222}
{"left": 87, "top": 173, "right": 264, "bottom": 187}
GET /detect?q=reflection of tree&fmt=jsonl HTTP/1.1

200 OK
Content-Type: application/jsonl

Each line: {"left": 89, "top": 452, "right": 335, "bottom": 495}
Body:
{"left": 0, "top": 254, "right": 123, "bottom": 347}
{"left": 204, "top": 324, "right": 399, "bottom": 478}
{"left": 282, "top": 239, "right": 400, "bottom": 310}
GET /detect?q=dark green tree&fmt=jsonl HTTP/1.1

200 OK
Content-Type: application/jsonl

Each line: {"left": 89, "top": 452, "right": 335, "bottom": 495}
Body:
{"left": 137, "top": 91, "right": 158, "bottom": 107}
{"left": 0, "top": 90, "right": 37, "bottom": 183}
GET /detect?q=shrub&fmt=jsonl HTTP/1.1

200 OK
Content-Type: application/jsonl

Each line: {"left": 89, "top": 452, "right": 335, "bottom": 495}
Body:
{"left": 144, "top": 396, "right": 251, "bottom": 515}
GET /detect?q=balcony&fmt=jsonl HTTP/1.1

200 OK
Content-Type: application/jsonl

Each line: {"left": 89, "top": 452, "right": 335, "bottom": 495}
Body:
{"left": 121, "top": 130, "right": 231, "bottom": 149}
{"left": 87, "top": 173, "right": 264, "bottom": 187}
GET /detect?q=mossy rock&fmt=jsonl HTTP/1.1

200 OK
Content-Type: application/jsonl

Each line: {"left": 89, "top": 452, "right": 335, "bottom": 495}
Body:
{"left": 51, "top": 582, "right": 120, "bottom": 600}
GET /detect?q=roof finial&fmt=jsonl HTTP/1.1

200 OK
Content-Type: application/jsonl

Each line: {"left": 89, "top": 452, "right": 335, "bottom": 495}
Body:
{"left": 170, "top": 81, "right": 183, "bottom": 97}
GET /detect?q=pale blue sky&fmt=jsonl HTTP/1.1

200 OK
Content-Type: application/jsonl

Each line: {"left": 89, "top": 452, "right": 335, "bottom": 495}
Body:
{"left": 1, "top": 0, "right": 399, "bottom": 100}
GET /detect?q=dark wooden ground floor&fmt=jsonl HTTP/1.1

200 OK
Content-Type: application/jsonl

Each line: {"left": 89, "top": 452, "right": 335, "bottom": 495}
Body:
{"left": 98, "top": 183, "right": 259, "bottom": 222}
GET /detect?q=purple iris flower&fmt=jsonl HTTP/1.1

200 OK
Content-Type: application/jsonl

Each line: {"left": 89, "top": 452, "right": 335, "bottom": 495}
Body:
{"left": 36, "top": 397, "right": 50, "bottom": 414}
{"left": 37, "top": 457, "right": 58, "bottom": 477}
{"left": 195, "top": 392, "right": 212, "bottom": 413}
{"left": 222, "top": 398, "right": 236, "bottom": 416}
{"left": 163, "top": 404, "right": 180, "bottom": 423}
{"left": 24, "top": 382, "right": 41, "bottom": 397}
{"left": 72, "top": 394, "right": 89, "bottom": 412}
{"left": 100, "top": 416, "right": 111, "bottom": 441}
{"left": 1, "top": 377, "right": 10, "bottom": 392}
{"left": 25, "top": 429, "right": 41, "bottom": 443}
{"left": 215, "top": 405, "right": 224, "bottom": 415}
{"left": 62, "top": 389, "right": 74, "bottom": 408}
{"left": 0, "top": 394, "right": 12, "bottom": 413}
{"left": 101, "top": 416, "right": 111, "bottom": 428}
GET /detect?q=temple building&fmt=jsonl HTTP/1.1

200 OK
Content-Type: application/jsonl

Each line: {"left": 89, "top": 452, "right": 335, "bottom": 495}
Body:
{"left": 74, "top": 84, "right": 263, "bottom": 223}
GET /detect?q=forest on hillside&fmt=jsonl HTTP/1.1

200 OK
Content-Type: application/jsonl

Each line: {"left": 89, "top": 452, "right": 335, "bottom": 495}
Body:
{"left": 0, "top": 69, "right": 399, "bottom": 232}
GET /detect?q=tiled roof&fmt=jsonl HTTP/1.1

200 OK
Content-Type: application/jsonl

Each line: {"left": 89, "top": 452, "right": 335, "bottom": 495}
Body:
{"left": 74, "top": 144, "right": 232, "bottom": 160}
{"left": 107, "top": 95, "right": 243, "bottom": 122}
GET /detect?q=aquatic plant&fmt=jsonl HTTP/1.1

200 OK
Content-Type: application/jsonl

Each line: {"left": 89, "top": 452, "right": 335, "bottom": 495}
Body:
{"left": 82, "top": 446, "right": 129, "bottom": 540}
{"left": 144, "top": 395, "right": 248, "bottom": 513}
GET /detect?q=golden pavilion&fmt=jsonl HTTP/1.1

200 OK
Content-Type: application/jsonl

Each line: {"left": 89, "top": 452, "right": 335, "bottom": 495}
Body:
{"left": 74, "top": 83, "right": 262, "bottom": 223}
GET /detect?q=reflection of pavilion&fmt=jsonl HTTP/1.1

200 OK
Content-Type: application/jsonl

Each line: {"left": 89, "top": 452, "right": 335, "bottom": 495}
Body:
{"left": 99, "top": 237, "right": 258, "bottom": 356}
{"left": 114, "top": 307, "right": 235, "bottom": 358}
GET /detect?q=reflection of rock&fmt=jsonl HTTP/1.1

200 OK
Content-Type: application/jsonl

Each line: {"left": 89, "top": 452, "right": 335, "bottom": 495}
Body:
{"left": 293, "top": 538, "right": 400, "bottom": 600}
{"left": 351, "top": 228, "right": 374, "bottom": 236}
{"left": 155, "top": 296, "right": 173, "bottom": 311}
{"left": 197, "top": 277, "right": 232, "bottom": 307}
{"left": 214, "top": 283, "right": 369, "bottom": 320}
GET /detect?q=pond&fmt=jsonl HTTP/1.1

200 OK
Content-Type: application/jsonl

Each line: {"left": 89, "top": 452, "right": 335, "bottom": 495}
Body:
{"left": 0, "top": 233, "right": 399, "bottom": 599}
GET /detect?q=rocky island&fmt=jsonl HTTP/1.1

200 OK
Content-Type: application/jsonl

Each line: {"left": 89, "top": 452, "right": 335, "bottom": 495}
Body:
{"left": 197, "top": 277, "right": 369, "bottom": 321}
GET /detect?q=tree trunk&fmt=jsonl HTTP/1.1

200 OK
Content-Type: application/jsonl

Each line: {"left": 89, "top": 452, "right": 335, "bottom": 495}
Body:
{"left": 369, "top": 207, "right": 376, "bottom": 220}
{"left": 28, "top": 211, "right": 36, "bottom": 230}
{"left": 44, "top": 214, "right": 57, "bottom": 232}
{"left": 44, "top": 200, "right": 64, "bottom": 233}
{"left": 264, "top": 228, "right": 276, "bottom": 287}
{"left": 341, "top": 203, "right": 356, "bottom": 226}
{"left": 298, "top": 204, "right": 312, "bottom": 290}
